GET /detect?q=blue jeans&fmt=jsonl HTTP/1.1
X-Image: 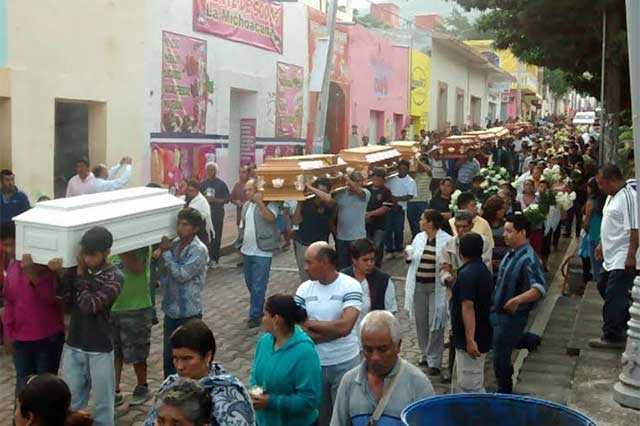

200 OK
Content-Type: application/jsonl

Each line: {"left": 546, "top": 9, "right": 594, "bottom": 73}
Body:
{"left": 385, "top": 207, "right": 405, "bottom": 253}
{"left": 61, "top": 345, "right": 115, "bottom": 426}
{"left": 491, "top": 312, "right": 535, "bottom": 394}
{"left": 407, "top": 201, "right": 429, "bottom": 239}
{"left": 596, "top": 269, "right": 635, "bottom": 342}
{"left": 243, "top": 255, "right": 273, "bottom": 321}
{"left": 366, "top": 229, "right": 385, "bottom": 268}
{"left": 588, "top": 239, "right": 603, "bottom": 283}
{"left": 163, "top": 314, "right": 202, "bottom": 378}
{"left": 336, "top": 239, "right": 353, "bottom": 270}
{"left": 13, "top": 333, "right": 64, "bottom": 395}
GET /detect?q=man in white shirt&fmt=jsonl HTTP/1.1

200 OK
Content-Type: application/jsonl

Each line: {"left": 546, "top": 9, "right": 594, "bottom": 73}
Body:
{"left": 295, "top": 241, "right": 363, "bottom": 426}
{"left": 66, "top": 158, "right": 95, "bottom": 197}
{"left": 385, "top": 160, "right": 417, "bottom": 259}
{"left": 591, "top": 164, "right": 638, "bottom": 349}
{"left": 90, "top": 157, "right": 133, "bottom": 193}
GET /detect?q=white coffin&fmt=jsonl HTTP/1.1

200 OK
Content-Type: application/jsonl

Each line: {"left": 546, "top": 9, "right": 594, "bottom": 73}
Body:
{"left": 14, "top": 187, "right": 185, "bottom": 267}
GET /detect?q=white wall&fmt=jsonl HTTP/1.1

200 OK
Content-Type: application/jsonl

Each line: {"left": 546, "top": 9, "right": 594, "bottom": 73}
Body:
{"left": 148, "top": 0, "right": 309, "bottom": 185}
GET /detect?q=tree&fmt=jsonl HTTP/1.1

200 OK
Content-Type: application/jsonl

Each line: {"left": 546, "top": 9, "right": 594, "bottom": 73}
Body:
{"left": 443, "top": 7, "right": 496, "bottom": 40}
{"left": 544, "top": 69, "right": 571, "bottom": 98}
{"left": 355, "top": 14, "right": 391, "bottom": 30}
{"left": 454, "top": 0, "right": 630, "bottom": 118}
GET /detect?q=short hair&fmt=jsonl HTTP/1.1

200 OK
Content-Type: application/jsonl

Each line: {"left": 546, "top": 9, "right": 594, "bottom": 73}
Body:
{"left": 205, "top": 162, "right": 217, "bottom": 172}
{"left": 371, "top": 167, "right": 386, "bottom": 179}
{"left": 1, "top": 222, "right": 16, "bottom": 241}
{"left": 80, "top": 226, "right": 113, "bottom": 253}
{"left": 313, "top": 177, "right": 332, "bottom": 192}
{"left": 185, "top": 179, "right": 201, "bottom": 191}
{"left": 349, "top": 170, "right": 364, "bottom": 182}
{"left": 170, "top": 319, "right": 217, "bottom": 361}
{"left": 455, "top": 209, "right": 474, "bottom": 226}
{"left": 349, "top": 239, "right": 376, "bottom": 260}
{"left": 440, "top": 177, "right": 454, "bottom": 186}
{"left": 178, "top": 207, "right": 203, "bottom": 229}
{"left": 360, "top": 310, "right": 401, "bottom": 346}
{"left": 91, "top": 165, "right": 106, "bottom": 177}
{"left": 156, "top": 379, "right": 211, "bottom": 426}
{"left": 0, "top": 169, "right": 13, "bottom": 179}
{"left": 506, "top": 212, "right": 531, "bottom": 237}
{"left": 456, "top": 192, "right": 476, "bottom": 209}
{"left": 482, "top": 195, "right": 505, "bottom": 223}
{"left": 75, "top": 158, "right": 90, "bottom": 167}
{"left": 599, "top": 164, "right": 623, "bottom": 181}
{"left": 422, "top": 209, "right": 444, "bottom": 229}
{"left": 398, "top": 159, "right": 411, "bottom": 169}
{"left": 459, "top": 232, "right": 484, "bottom": 259}
{"left": 316, "top": 244, "right": 338, "bottom": 266}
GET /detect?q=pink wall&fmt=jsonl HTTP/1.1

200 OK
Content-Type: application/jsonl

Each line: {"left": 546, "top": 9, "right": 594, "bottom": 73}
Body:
{"left": 347, "top": 25, "right": 409, "bottom": 142}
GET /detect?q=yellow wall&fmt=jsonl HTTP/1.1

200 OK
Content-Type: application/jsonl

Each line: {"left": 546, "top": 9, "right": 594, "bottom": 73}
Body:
{"left": 3, "top": 0, "right": 147, "bottom": 199}
{"left": 410, "top": 49, "right": 431, "bottom": 132}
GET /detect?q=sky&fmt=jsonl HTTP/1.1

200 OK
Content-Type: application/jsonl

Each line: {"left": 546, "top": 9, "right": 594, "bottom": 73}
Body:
{"left": 351, "top": 0, "right": 478, "bottom": 21}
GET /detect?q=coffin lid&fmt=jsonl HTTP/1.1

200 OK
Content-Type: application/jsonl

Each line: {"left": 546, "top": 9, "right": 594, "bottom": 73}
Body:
{"left": 441, "top": 135, "right": 477, "bottom": 143}
{"left": 338, "top": 146, "right": 402, "bottom": 163}
{"left": 13, "top": 187, "right": 185, "bottom": 228}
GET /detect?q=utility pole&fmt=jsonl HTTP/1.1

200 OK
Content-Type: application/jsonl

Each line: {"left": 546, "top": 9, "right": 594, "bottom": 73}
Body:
{"left": 614, "top": 0, "right": 640, "bottom": 409}
{"left": 598, "top": 10, "right": 607, "bottom": 166}
{"left": 312, "top": 0, "right": 339, "bottom": 154}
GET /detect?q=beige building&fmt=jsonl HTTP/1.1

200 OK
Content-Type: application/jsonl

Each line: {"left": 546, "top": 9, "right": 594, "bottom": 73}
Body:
{"left": 0, "top": 0, "right": 147, "bottom": 199}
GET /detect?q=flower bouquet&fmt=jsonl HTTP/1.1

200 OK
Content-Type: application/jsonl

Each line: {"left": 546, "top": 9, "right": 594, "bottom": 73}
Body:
{"left": 478, "top": 166, "right": 511, "bottom": 201}
{"left": 555, "top": 191, "right": 576, "bottom": 212}
{"left": 450, "top": 189, "right": 462, "bottom": 214}
{"left": 523, "top": 203, "right": 546, "bottom": 228}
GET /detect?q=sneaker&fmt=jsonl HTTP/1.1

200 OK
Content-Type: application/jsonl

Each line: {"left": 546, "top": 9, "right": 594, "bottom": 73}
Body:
{"left": 208, "top": 260, "right": 218, "bottom": 269}
{"left": 247, "top": 319, "right": 261, "bottom": 329}
{"left": 114, "top": 392, "right": 124, "bottom": 407}
{"left": 129, "top": 384, "right": 150, "bottom": 406}
{"left": 384, "top": 253, "right": 394, "bottom": 261}
{"left": 427, "top": 367, "right": 441, "bottom": 377}
{"left": 588, "top": 337, "right": 625, "bottom": 349}
{"left": 417, "top": 357, "right": 429, "bottom": 367}
{"left": 440, "top": 371, "right": 452, "bottom": 384}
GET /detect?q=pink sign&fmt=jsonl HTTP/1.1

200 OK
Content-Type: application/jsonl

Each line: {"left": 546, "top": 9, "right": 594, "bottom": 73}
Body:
{"left": 161, "top": 32, "right": 208, "bottom": 134}
{"left": 275, "top": 62, "right": 304, "bottom": 138}
{"left": 308, "top": 8, "right": 348, "bottom": 83}
{"left": 193, "top": 0, "right": 283, "bottom": 53}
{"left": 240, "top": 118, "right": 257, "bottom": 167}
{"left": 150, "top": 142, "right": 217, "bottom": 194}
{"left": 263, "top": 145, "right": 301, "bottom": 160}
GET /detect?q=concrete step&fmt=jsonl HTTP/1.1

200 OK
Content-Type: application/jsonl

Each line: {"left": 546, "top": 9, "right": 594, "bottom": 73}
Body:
{"left": 567, "top": 283, "right": 603, "bottom": 356}
{"left": 517, "top": 382, "right": 571, "bottom": 404}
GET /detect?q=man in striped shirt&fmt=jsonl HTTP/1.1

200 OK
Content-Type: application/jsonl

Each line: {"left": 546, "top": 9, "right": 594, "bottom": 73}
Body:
{"left": 590, "top": 164, "right": 638, "bottom": 349}
{"left": 492, "top": 213, "right": 545, "bottom": 394}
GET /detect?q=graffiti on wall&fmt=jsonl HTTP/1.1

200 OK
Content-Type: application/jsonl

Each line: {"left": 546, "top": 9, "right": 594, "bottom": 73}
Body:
{"left": 161, "top": 31, "right": 208, "bottom": 134}
{"left": 275, "top": 62, "right": 304, "bottom": 138}
{"left": 150, "top": 142, "right": 216, "bottom": 194}
{"left": 193, "top": 0, "right": 283, "bottom": 53}
{"left": 308, "top": 8, "right": 348, "bottom": 83}
{"left": 371, "top": 51, "right": 392, "bottom": 97}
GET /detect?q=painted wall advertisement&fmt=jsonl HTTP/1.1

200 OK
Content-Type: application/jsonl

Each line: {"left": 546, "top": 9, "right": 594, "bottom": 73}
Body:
{"left": 275, "top": 62, "right": 304, "bottom": 138}
{"left": 410, "top": 49, "right": 431, "bottom": 129}
{"left": 161, "top": 32, "right": 208, "bottom": 134}
{"left": 150, "top": 142, "right": 217, "bottom": 194}
{"left": 193, "top": 0, "right": 283, "bottom": 53}
{"left": 308, "top": 8, "right": 348, "bottom": 83}
{"left": 240, "top": 118, "right": 257, "bottom": 167}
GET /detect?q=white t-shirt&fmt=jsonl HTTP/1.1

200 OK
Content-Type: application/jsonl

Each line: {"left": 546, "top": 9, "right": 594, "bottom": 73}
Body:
{"left": 355, "top": 278, "right": 398, "bottom": 341}
{"left": 240, "top": 202, "right": 280, "bottom": 258}
{"left": 295, "top": 273, "right": 363, "bottom": 366}
{"left": 601, "top": 185, "right": 638, "bottom": 271}
{"left": 513, "top": 138, "right": 523, "bottom": 153}
{"left": 387, "top": 175, "right": 417, "bottom": 210}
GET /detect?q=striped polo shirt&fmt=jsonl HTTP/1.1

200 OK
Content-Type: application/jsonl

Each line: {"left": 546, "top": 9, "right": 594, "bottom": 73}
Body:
{"left": 416, "top": 238, "right": 437, "bottom": 285}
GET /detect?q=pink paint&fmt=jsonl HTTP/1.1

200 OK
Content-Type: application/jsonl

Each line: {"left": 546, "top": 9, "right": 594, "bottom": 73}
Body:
{"left": 507, "top": 90, "right": 518, "bottom": 119}
{"left": 347, "top": 25, "right": 409, "bottom": 142}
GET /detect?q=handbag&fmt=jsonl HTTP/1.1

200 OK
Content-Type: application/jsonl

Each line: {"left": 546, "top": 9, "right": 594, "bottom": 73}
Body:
{"left": 367, "top": 362, "right": 405, "bottom": 426}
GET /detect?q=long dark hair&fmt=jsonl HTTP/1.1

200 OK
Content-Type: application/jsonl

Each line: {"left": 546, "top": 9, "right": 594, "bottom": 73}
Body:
{"left": 265, "top": 294, "right": 308, "bottom": 330}
{"left": 18, "top": 374, "right": 93, "bottom": 426}
{"left": 587, "top": 176, "right": 606, "bottom": 215}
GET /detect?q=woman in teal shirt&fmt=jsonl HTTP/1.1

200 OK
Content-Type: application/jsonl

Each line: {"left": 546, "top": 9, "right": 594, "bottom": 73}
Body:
{"left": 250, "top": 294, "right": 322, "bottom": 426}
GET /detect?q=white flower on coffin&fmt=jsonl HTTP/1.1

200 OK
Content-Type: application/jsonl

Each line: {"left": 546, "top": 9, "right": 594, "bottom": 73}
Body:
{"left": 569, "top": 191, "right": 576, "bottom": 201}
{"left": 480, "top": 181, "right": 489, "bottom": 189}
{"left": 346, "top": 167, "right": 355, "bottom": 174}
{"left": 294, "top": 174, "right": 305, "bottom": 191}
{"left": 271, "top": 178, "right": 285, "bottom": 189}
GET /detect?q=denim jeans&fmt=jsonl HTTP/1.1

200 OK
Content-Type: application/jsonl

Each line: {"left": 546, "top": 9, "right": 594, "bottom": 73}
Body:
{"left": 243, "top": 255, "right": 273, "bottom": 321}
{"left": 588, "top": 239, "right": 603, "bottom": 283}
{"left": 407, "top": 201, "right": 429, "bottom": 239}
{"left": 294, "top": 241, "right": 310, "bottom": 282}
{"left": 491, "top": 312, "right": 529, "bottom": 394}
{"left": 336, "top": 239, "right": 353, "bottom": 271}
{"left": 13, "top": 333, "right": 64, "bottom": 395}
{"left": 596, "top": 269, "right": 635, "bottom": 342}
{"left": 61, "top": 345, "right": 115, "bottom": 426}
{"left": 366, "top": 229, "right": 386, "bottom": 268}
{"left": 319, "top": 355, "right": 361, "bottom": 426}
{"left": 210, "top": 210, "right": 225, "bottom": 262}
{"left": 163, "top": 314, "right": 202, "bottom": 378}
{"left": 385, "top": 206, "right": 406, "bottom": 253}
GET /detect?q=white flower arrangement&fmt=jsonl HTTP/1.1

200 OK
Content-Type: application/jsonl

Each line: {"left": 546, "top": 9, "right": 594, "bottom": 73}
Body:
{"left": 478, "top": 166, "right": 510, "bottom": 201}
{"left": 449, "top": 190, "right": 462, "bottom": 214}
{"left": 555, "top": 191, "right": 576, "bottom": 211}
{"left": 543, "top": 165, "right": 562, "bottom": 185}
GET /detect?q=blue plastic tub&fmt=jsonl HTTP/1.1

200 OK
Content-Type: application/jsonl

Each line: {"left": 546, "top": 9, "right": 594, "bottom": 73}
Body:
{"left": 402, "top": 393, "right": 596, "bottom": 426}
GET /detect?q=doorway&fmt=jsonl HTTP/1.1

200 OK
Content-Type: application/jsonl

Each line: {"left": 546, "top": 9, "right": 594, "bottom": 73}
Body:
{"left": 229, "top": 88, "right": 257, "bottom": 184}
{"left": 455, "top": 88, "right": 465, "bottom": 127}
{"left": 326, "top": 82, "right": 347, "bottom": 153}
{"left": 54, "top": 101, "right": 89, "bottom": 198}
{"left": 470, "top": 96, "right": 481, "bottom": 128}
{"left": 369, "top": 110, "right": 384, "bottom": 144}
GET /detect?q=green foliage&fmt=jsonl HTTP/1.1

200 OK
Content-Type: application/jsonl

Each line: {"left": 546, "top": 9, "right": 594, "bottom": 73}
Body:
{"left": 544, "top": 69, "right": 570, "bottom": 97}
{"left": 443, "top": 7, "right": 496, "bottom": 40}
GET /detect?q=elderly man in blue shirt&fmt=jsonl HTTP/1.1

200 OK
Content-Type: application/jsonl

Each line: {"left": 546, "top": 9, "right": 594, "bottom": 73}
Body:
{"left": 492, "top": 213, "right": 544, "bottom": 394}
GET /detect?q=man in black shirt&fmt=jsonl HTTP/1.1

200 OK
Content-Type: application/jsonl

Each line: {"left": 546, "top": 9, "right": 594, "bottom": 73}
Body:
{"left": 365, "top": 168, "right": 393, "bottom": 267}
{"left": 428, "top": 177, "right": 454, "bottom": 234}
{"left": 293, "top": 177, "right": 335, "bottom": 281}
{"left": 450, "top": 232, "right": 493, "bottom": 392}
{"left": 200, "top": 163, "right": 230, "bottom": 266}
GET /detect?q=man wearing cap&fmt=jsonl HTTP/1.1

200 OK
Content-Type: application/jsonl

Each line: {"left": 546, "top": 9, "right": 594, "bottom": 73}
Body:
{"left": 55, "top": 226, "right": 124, "bottom": 426}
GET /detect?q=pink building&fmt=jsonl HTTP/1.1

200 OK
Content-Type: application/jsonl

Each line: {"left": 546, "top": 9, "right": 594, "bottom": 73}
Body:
{"left": 414, "top": 14, "right": 443, "bottom": 31}
{"left": 370, "top": 3, "right": 400, "bottom": 28}
{"left": 347, "top": 25, "right": 409, "bottom": 144}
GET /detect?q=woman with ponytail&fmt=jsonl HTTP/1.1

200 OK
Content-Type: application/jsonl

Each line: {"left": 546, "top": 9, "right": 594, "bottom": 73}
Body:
{"left": 15, "top": 374, "right": 93, "bottom": 426}
{"left": 249, "top": 294, "right": 322, "bottom": 426}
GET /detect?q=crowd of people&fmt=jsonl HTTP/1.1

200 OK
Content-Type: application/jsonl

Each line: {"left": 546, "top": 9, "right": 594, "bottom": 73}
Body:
{"left": 0, "top": 116, "right": 637, "bottom": 426}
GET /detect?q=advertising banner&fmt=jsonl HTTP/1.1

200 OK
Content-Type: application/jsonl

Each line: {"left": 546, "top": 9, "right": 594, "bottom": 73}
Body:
{"left": 307, "top": 7, "right": 348, "bottom": 83}
{"left": 275, "top": 62, "right": 304, "bottom": 138}
{"left": 240, "top": 118, "right": 257, "bottom": 167}
{"left": 410, "top": 49, "right": 431, "bottom": 129}
{"left": 150, "top": 142, "right": 217, "bottom": 193}
{"left": 193, "top": 0, "right": 283, "bottom": 53}
{"left": 161, "top": 32, "right": 208, "bottom": 134}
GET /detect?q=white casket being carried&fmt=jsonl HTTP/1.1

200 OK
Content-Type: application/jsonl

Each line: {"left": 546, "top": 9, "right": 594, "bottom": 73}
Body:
{"left": 13, "top": 187, "right": 185, "bottom": 267}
